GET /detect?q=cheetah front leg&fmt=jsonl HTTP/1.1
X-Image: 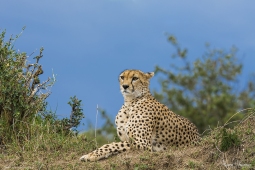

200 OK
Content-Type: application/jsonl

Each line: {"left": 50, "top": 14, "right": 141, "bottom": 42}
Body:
{"left": 80, "top": 141, "right": 130, "bottom": 161}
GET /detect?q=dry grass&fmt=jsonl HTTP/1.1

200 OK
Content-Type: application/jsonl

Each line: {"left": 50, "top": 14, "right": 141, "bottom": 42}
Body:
{"left": 0, "top": 110, "right": 255, "bottom": 170}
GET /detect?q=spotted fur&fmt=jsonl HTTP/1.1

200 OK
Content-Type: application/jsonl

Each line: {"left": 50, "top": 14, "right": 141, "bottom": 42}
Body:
{"left": 80, "top": 69, "right": 200, "bottom": 161}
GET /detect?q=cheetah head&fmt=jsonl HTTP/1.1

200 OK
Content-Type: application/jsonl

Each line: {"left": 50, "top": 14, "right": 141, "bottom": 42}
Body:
{"left": 119, "top": 69, "right": 154, "bottom": 99}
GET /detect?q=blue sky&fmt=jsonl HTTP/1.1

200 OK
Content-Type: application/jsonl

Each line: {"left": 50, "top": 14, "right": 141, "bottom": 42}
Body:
{"left": 1, "top": 1, "right": 255, "bottom": 131}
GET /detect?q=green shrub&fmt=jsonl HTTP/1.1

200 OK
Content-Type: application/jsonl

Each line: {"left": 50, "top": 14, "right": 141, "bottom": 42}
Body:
{"left": 220, "top": 128, "right": 241, "bottom": 152}
{"left": 154, "top": 35, "right": 255, "bottom": 133}
{"left": 0, "top": 29, "right": 85, "bottom": 144}
{"left": 42, "top": 96, "right": 85, "bottom": 135}
{"left": 0, "top": 29, "right": 54, "bottom": 143}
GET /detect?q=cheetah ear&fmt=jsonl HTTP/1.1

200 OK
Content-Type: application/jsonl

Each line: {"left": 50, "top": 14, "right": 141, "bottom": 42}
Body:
{"left": 145, "top": 72, "right": 154, "bottom": 79}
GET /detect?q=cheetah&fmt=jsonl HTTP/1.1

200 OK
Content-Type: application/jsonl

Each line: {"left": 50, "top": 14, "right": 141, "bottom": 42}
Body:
{"left": 80, "top": 69, "right": 200, "bottom": 161}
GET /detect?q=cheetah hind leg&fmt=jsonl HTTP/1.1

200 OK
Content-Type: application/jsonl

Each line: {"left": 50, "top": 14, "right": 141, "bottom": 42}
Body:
{"left": 80, "top": 141, "right": 130, "bottom": 161}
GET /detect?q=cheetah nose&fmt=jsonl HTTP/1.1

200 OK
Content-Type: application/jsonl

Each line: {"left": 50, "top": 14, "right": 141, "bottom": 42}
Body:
{"left": 122, "top": 85, "right": 129, "bottom": 89}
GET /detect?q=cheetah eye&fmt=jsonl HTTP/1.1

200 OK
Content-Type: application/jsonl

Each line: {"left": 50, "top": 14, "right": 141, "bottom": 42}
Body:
{"left": 132, "top": 77, "right": 138, "bottom": 81}
{"left": 120, "top": 76, "right": 124, "bottom": 80}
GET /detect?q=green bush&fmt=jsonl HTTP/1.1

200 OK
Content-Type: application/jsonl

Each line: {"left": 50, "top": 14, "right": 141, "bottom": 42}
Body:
{"left": 220, "top": 128, "right": 241, "bottom": 152}
{"left": 0, "top": 29, "right": 54, "bottom": 143}
{"left": 154, "top": 35, "right": 255, "bottom": 133}
{"left": 0, "top": 29, "right": 85, "bottom": 144}
{"left": 42, "top": 96, "right": 85, "bottom": 135}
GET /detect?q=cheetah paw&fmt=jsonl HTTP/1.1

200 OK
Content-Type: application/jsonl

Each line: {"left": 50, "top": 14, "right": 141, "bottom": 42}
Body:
{"left": 80, "top": 153, "right": 97, "bottom": 162}
{"left": 80, "top": 154, "right": 89, "bottom": 162}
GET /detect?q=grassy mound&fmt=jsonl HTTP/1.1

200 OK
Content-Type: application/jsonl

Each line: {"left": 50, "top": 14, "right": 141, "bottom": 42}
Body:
{"left": 87, "top": 109, "right": 255, "bottom": 170}
{"left": 0, "top": 109, "right": 255, "bottom": 170}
